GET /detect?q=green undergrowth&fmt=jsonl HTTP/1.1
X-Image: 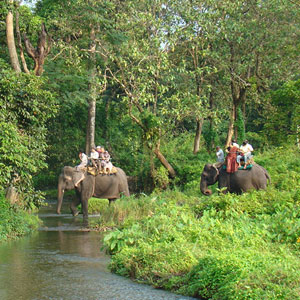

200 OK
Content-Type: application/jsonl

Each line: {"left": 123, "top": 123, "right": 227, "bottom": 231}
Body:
{"left": 43, "top": 188, "right": 75, "bottom": 200}
{"left": 87, "top": 198, "right": 109, "bottom": 214}
{"left": 0, "top": 193, "right": 41, "bottom": 242}
{"left": 99, "top": 146, "right": 300, "bottom": 300}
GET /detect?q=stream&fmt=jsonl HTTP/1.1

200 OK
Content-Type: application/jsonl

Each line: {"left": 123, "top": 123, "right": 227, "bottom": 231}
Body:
{"left": 0, "top": 200, "right": 195, "bottom": 300}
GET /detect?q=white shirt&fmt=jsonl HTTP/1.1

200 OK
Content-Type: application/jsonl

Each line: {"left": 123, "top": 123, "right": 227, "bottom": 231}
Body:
{"left": 240, "top": 144, "right": 253, "bottom": 154}
{"left": 90, "top": 151, "right": 99, "bottom": 159}
{"left": 81, "top": 153, "right": 88, "bottom": 162}
{"left": 77, "top": 153, "right": 88, "bottom": 168}
{"left": 216, "top": 149, "right": 224, "bottom": 162}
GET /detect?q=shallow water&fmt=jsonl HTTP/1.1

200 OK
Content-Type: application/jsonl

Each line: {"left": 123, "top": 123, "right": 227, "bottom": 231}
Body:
{"left": 0, "top": 201, "right": 195, "bottom": 300}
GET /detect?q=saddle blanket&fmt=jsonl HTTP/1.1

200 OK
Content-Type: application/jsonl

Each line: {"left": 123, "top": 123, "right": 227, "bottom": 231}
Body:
{"left": 222, "top": 164, "right": 253, "bottom": 171}
{"left": 87, "top": 166, "right": 117, "bottom": 176}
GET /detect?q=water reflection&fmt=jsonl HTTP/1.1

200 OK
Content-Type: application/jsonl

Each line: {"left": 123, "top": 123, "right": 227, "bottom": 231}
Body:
{"left": 0, "top": 202, "right": 195, "bottom": 300}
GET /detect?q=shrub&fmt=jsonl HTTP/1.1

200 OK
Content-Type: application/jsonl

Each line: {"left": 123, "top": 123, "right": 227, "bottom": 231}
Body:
{"left": 0, "top": 60, "right": 57, "bottom": 207}
{"left": 99, "top": 145, "right": 300, "bottom": 299}
{"left": 179, "top": 249, "right": 300, "bottom": 300}
{"left": 0, "top": 193, "right": 40, "bottom": 242}
{"left": 96, "top": 194, "right": 159, "bottom": 229}
{"left": 88, "top": 197, "right": 109, "bottom": 214}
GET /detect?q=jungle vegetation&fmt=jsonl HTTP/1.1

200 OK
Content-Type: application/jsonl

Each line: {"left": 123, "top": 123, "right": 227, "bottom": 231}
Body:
{"left": 0, "top": 0, "right": 299, "bottom": 299}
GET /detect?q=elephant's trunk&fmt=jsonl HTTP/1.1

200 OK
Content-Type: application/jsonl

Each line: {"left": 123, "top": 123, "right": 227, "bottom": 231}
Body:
{"left": 200, "top": 179, "right": 212, "bottom": 196}
{"left": 57, "top": 177, "right": 64, "bottom": 214}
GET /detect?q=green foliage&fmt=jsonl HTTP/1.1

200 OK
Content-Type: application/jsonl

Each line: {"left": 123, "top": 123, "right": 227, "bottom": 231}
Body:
{"left": 0, "top": 192, "right": 40, "bottom": 242}
{"left": 152, "top": 165, "right": 169, "bottom": 191}
{"left": 161, "top": 133, "right": 211, "bottom": 191}
{"left": 100, "top": 146, "right": 300, "bottom": 299}
{"left": 33, "top": 172, "right": 58, "bottom": 189}
{"left": 97, "top": 194, "right": 159, "bottom": 229}
{"left": 103, "top": 226, "right": 137, "bottom": 254}
{"left": 262, "top": 80, "right": 300, "bottom": 146}
{"left": 19, "top": 4, "right": 43, "bottom": 38}
{"left": 0, "top": 60, "right": 57, "bottom": 206}
{"left": 87, "top": 197, "right": 109, "bottom": 214}
{"left": 27, "top": 0, "right": 299, "bottom": 194}
{"left": 180, "top": 256, "right": 243, "bottom": 299}
{"left": 179, "top": 250, "right": 300, "bottom": 300}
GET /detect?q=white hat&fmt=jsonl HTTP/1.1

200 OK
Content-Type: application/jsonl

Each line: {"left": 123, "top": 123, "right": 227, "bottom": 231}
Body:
{"left": 96, "top": 145, "right": 101, "bottom": 149}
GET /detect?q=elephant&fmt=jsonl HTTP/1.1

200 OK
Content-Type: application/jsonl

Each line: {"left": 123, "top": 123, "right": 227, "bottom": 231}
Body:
{"left": 57, "top": 166, "right": 130, "bottom": 217}
{"left": 200, "top": 162, "right": 271, "bottom": 195}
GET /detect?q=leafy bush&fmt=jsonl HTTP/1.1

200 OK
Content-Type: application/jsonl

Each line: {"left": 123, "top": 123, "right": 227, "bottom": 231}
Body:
{"left": 0, "top": 193, "right": 40, "bottom": 242}
{"left": 88, "top": 197, "right": 109, "bottom": 214}
{"left": 33, "top": 172, "right": 58, "bottom": 189}
{"left": 152, "top": 165, "right": 170, "bottom": 190}
{"left": 103, "top": 191, "right": 300, "bottom": 299}
{"left": 0, "top": 60, "right": 57, "bottom": 207}
{"left": 160, "top": 134, "right": 211, "bottom": 190}
{"left": 261, "top": 79, "right": 300, "bottom": 146}
{"left": 179, "top": 249, "right": 300, "bottom": 300}
{"left": 97, "top": 194, "right": 158, "bottom": 229}
{"left": 100, "top": 146, "right": 300, "bottom": 299}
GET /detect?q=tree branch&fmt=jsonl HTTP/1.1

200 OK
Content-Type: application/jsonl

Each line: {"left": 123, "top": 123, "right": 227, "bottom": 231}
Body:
{"left": 15, "top": 10, "right": 29, "bottom": 74}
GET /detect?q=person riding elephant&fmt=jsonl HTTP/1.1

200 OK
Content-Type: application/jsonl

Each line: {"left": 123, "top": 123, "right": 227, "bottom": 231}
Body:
{"left": 225, "top": 142, "right": 239, "bottom": 173}
{"left": 76, "top": 150, "right": 88, "bottom": 170}
{"left": 200, "top": 162, "right": 270, "bottom": 195}
{"left": 56, "top": 166, "right": 130, "bottom": 218}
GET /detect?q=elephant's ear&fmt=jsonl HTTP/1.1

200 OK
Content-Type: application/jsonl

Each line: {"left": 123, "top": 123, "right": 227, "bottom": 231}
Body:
{"left": 212, "top": 165, "right": 220, "bottom": 181}
{"left": 73, "top": 171, "right": 85, "bottom": 187}
{"left": 206, "top": 164, "right": 219, "bottom": 183}
{"left": 204, "top": 163, "right": 212, "bottom": 172}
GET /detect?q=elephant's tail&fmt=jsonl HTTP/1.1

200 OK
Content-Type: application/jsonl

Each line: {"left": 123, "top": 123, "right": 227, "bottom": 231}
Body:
{"left": 121, "top": 183, "right": 130, "bottom": 197}
{"left": 265, "top": 172, "right": 271, "bottom": 184}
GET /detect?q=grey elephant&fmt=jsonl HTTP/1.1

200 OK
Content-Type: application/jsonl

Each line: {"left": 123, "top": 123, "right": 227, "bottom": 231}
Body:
{"left": 200, "top": 163, "right": 271, "bottom": 195}
{"left": 57, "top": 166, "right": 130, "bottom": 217}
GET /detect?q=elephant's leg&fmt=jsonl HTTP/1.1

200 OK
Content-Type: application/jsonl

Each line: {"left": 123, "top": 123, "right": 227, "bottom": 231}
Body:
{"left": 81, "top": 188, "right": 93, "bottom": 218}
{"left": 70, "top": 190, "right": 81, "bottom": 216}
{"left": 218, "top": 171, "right": 230, "bottom": 193}
{"left": 108, "top": 198, "right": 117, "bottom": 206}
{"left": 81, "top": 199, "right": 89, "bottom": 218}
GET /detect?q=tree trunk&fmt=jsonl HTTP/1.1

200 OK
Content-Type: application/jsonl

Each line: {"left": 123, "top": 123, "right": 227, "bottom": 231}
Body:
{"left": 208, "top": 91, "right": 215, "bottom": 149}
{"left": 209, "top": 118, "right": 215, "bottom": 150}
{"left": 149, "top": 150, "right": 155, "bottom": 180}
{"left": 225, "top": 104, "right": 236, "bottom": 148}
{"left": 297, "top": 125, "right": 300, "bottom": 149}
{"left": 5, "top": 185, "right": 19, "bottom": 205}
{"left": 85, "top": 27, "right": 97, "bottom": 155}
{"left": 86, "top": 90, "right": 96, "bottom": 155}
{"left": 15, "top": 10, "right": 29, "bottom": 74}
{"left": 23, "top": 23, "right": 51, "bottom": 76}
{"left": 193, "top": 117, "right": 204, "bottom": 154}
{"left": 86, "top": 66, "right": 97, "bottom": 154}
{"left": 227, "top": 39, "right": 247, "bottom": 147}
{"left": 234, "top": 105, "right": 238, "bottom": 141}
{"left": 153, "top": 142, "right": 176, "bottom": 179}
{"left": 6, "top": 1, "right": 21, "bottom": 73}
{"left": 104, "top": 97, "right": 111, "bottom": 141}
{"left": 226, "top": 86, "right": 247, "bottom": 148}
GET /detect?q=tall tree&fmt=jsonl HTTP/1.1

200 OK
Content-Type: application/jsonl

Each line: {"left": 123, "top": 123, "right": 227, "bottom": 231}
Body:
{"left": 165, "top": 0, "right": 219, "bottom": 153}
{"left": 6, "top": 0, "right": 21, "bottom": 72}
{"left": 214, "top": 0, "right": 300, "bottom": 146}
{"left": 35, "top": 0, "right": 113, "bottom": 154}
{"left": 23, "top": 22, "right": 51, "bottom": 76}
{"left": 105, "top": 0, "right": 178, "bottom": 178}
